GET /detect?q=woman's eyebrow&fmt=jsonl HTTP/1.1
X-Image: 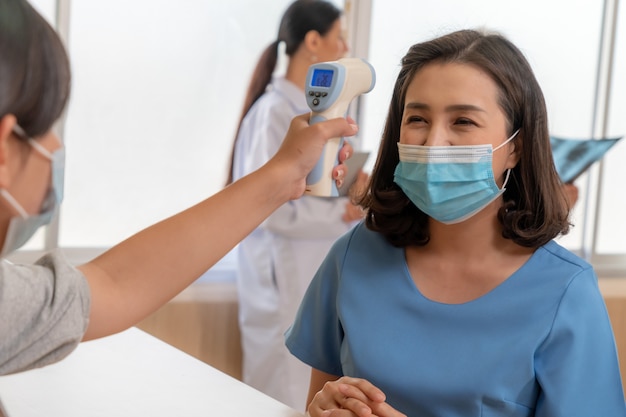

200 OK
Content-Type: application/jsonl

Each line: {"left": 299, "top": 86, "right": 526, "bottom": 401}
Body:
{"left": 404, "top": 102, "right": 428, "bottom": 111}
{"left": 445, "top": 104, "right": 486, "bottom": 113}
{"left": 404, "top": 102, "right": 486, "bottom": 113}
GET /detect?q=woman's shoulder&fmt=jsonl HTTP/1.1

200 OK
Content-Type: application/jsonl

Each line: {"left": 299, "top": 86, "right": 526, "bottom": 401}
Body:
{"left": 246, "top": 88, "right": 292, "bottom": 118}
{"left": 239, "top": 92, "right": 296, "bottom": 141}
{"left": 330, "top": 222, "right": 400, "bottom": 262}
{"left": 537, "top": 240, "right": 593, "bottom": 272}
{"left": 0, "top": 250, "right": 90, "bottom": 374}
{"left": 524, "top": 240, "right": 598, "bottom": 293}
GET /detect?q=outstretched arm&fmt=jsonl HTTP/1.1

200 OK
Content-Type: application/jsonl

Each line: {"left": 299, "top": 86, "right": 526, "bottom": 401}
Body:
{"left": 80, "top": 114, "right": 357, "bottom": 340}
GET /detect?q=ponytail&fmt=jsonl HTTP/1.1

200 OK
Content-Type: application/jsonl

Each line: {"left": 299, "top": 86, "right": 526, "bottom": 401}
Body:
{"left": 225, "top": 1, "right": 341, "bottom": 186}
{"left": 225, "top": 40, "right": 280, "bottom": 185}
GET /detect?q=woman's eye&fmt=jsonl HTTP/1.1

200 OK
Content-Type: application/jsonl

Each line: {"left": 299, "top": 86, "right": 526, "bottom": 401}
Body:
{"left": 407, "top": 115, "right": 425, "bottom": 123}
{"left": 455, "top": 118, "right": 475, "bottom": 126}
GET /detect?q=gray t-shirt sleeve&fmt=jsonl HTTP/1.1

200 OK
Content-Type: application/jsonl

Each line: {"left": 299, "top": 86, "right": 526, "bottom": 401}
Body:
{"left": 0, "top": 249, "right": 91, "bottom": 375}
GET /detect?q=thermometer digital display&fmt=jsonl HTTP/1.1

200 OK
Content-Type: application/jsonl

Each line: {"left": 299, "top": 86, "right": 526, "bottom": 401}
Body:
{"left": 310, "top": 69, "right": 334, "bottom": 87}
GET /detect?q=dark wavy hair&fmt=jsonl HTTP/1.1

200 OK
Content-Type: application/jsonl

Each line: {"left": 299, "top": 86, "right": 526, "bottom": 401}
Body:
{"left": 225, "top": 0, "right": 341, "bottom": 184}
{"left": 360, "top": 29, "right": 570, "bottom": 248}
{"left": 0, "top": 0, "right": 71, "bottom": 139}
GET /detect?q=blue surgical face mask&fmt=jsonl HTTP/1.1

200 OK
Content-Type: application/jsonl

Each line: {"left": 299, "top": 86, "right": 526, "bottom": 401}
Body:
{"left": 0, "top": 128, "right": 65, "bottom": 256}
{"left": 393, "top": 130, "right": 518, "bottom": 225}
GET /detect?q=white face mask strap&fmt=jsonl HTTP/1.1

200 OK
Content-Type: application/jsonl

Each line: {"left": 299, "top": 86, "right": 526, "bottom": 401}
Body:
{"left": 0, "top": 189, "right": 29, "bottom": 219}
{"left": 13, "top": 124, "right": 53, "bottom": 160}
{"left": 493, "top": 129, "right": 520, "bottom": 152}
{"left": 501, "top": 168, "right": 512, "bottom": 189}
{"left": 28, "top": 139, "right": 53, "bottom": 160}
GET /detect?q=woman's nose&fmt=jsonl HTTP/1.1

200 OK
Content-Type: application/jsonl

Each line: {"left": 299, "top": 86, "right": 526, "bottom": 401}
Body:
{"left": 423, "top": 127, "right": 450, "bottom": 146}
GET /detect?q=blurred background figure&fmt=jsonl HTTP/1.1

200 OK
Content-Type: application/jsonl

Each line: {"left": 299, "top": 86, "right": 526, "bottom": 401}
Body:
{"left": 225, "top": 0, "right": 365, "bottom": 410}
{"left": 563, "top": 183, "right": 579, "bottom": 208}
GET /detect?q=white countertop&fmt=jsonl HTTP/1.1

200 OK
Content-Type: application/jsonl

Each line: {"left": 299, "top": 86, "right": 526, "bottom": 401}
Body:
{"left": 0, "top": 327, "right": 304, "bottom": 417}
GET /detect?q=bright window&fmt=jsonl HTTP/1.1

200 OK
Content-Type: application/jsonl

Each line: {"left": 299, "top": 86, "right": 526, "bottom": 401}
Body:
{"left": 61, "top": 0, "right": 299, "bottom": 248}
{"left": 597, "top": 4, "right": 626, "bottom": 254}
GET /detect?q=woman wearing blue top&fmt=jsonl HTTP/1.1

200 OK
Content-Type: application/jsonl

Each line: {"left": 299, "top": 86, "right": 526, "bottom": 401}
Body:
{"left": 285, "top": 29, "right": 626, "bottom": 416}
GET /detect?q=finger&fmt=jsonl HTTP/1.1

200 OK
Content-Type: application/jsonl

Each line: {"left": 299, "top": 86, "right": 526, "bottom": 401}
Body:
{"left": 310, "top": 379, "right": 373, "bottom": 417}
{"left": 317, "top": 408, "right": 367, "bottom": 417}
{"left": 309, "top": 396, "right": 365, "bottom": 417}
{"left": 309, "top": 380, "right": 350, "bottom": 413}
{"left": 334, "top": 141, "right": 354, "bottom": 188}
{"left": 332, "top": 166, "right": 345, "bottom": 189}
{"left": 305, "top": 115, "right": 359, "bottom": 145}
{"left": 338, "top": 142, "right": 353, "bottom": 163}
{"left": 336, "top": 396, "right": 376, "bottom": 417}
{"left": 286, "top": 114, "right": 357, "bottom": 152}
{"left": 338, "top": 379, "right": 386, "bottom": 403}
{"left": 369, "top": 401, "right": 408, "bottom": 417}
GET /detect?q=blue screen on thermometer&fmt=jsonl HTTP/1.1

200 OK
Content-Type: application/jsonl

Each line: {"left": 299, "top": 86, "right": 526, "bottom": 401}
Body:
{"left": 311, "top": 69, "right": 334, "bottom": 87}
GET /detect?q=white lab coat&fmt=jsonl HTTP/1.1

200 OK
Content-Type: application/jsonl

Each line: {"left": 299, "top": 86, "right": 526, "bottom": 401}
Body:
{"left": 232, "top": 77, "right": 355, "bottom": 411}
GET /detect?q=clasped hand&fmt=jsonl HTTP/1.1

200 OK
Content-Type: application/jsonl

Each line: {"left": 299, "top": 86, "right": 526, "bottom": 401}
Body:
{"left": 308, "top": 376, "right": 407, "bottom": 417}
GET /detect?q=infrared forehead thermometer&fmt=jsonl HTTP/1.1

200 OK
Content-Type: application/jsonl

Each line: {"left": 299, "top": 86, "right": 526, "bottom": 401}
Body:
{"left": 305, "top": 57, "right": 375, "bottom": 197}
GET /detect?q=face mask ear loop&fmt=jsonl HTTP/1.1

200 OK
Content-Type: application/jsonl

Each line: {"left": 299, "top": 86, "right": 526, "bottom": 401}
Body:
{"left": 495, "top": 129, "right": 519, "bottom": 191}
{"left": 493, "top": 129, "right": 520, "bottom": 152}
{"left": 0, "top": 189, "right": 29, "bottom": 219}
{"left": 13, "top": 124, "right": 54, "bottom": 161}
{"left": 28, "top": 139, "right": 53, "bottom": 160}
{"left": 501, "top": 168, "right": 512, "bottom": 190}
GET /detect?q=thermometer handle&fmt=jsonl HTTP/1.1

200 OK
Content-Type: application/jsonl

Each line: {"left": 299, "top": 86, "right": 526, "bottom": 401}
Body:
{"left": 306, "top": 113, "right": 345, "bottom": 197}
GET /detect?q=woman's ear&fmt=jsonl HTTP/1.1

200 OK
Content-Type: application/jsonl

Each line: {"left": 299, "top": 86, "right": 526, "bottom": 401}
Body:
{"left": 505, "top": 138, "right": 522, "bottom": 170}
{"left": 0, "top": 115, "right": 17, "bottom": 189}
{"left": 303, "top": 29, "right": 321, "bottom": 60}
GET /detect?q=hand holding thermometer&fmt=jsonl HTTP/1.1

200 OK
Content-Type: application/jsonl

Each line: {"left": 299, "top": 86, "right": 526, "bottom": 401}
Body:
{"left": 305, "top": 57, "right": 376, "bottom": 197}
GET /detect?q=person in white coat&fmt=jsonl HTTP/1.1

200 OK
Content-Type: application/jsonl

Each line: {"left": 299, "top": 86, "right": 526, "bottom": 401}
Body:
{"left": 225, "top": 0, "right": 366, "bottom": 410}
